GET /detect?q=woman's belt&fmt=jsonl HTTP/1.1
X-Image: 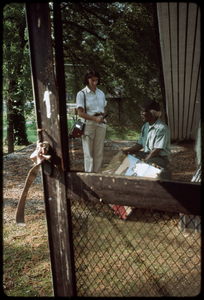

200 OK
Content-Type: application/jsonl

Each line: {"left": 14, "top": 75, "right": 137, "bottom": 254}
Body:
{"left": 94, "top": 113, "right": 102, "bottom": 116}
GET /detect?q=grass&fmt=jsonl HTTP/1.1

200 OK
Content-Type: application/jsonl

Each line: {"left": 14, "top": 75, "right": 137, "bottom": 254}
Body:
{"left": 3, "top": 118, "right": 140, "bottom": 155}
{"left": 2, "top": 123, "right": 37, "bottom": 145}
{"left": 3, "top": 150, "right": 201, "bottom": 297}
{"left": 2, "top": 114, "right": 200, "bottom": 296}
{"left": 3, "top": 216, "right": 53, "bottom": 297}
{"left": 26, "top": 122, "right": 38, "bottom": 143}
{"left": 3, "top": 205, "right": 201, "bottom": 297}
{"left": 106, "top": 126, "right": 140, "bottom": 140}
{"left": 71, "top": 207, "right": 201, "bottom": 297}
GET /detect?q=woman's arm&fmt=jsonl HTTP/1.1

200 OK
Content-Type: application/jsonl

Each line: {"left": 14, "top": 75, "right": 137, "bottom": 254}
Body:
{"left": 77, "top": 107, "right": 104, "bottom": 124}
{"left": 101, "top": 108, "right": 106, "bottom": 117}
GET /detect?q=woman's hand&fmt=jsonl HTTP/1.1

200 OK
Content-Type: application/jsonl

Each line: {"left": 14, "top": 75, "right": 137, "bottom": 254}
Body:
{"left": 94, "top": 116, "right": 104, "bottom": 124}
{"left": 78, "top": 107, "right": 106, "bottom": 124}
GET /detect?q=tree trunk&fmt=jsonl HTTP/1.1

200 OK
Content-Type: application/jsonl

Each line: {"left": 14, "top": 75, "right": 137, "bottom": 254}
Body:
{"left": 7, "top": 98, "right": 14, "bottom": 153}
{"left": 4, "top": 14, "right": 30, "bottom": 149}
{"left": 13, "top": 109, "right": 30, "bottom": 145}
{"left": 9, "top": 79, "right": 30, "bottom": 146}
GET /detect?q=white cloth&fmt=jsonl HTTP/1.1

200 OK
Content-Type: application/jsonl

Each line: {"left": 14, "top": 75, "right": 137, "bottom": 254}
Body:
{"left": 76, "top": 86, "right": 107, "bottom": 123}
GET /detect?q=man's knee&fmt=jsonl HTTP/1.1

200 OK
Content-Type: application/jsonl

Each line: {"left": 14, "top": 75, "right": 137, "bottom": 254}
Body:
{"left": 146, "top": 157, "right": 169, "bottom": 169}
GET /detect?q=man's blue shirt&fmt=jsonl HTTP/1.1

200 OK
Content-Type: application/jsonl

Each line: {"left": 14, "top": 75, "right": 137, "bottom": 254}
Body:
{"left": 138, "top": 118, "right": 171, "bottom": 156}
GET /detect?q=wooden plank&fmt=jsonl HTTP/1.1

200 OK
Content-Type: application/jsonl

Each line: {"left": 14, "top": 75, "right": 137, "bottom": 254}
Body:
{"left": 182, "top": 3, "right": 197, "bottom": 140}
{"left": 178, "top": 3, "right": 187, "bottom": 140}
{"left": 156, "top": 3, "right": 175, "bottom": 139}
{"left": 67, "top": 172, "right": 201, "bottom": 216}
{"left": 169, "top": 3, "right": 179, "bottom": 140}
{"left": 25, "top": 3, "right": 76, "bottom": 297}
{"left": 187, "top": 6, "right": 201, "bottom": 140}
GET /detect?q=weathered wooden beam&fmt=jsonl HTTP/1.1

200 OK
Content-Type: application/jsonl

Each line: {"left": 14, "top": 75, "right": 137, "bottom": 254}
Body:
{"left": 25, "top": 3, "right": 76, "bottom": 297}
{"left": 67, "top": 172, "right": 201, "bottom": 216}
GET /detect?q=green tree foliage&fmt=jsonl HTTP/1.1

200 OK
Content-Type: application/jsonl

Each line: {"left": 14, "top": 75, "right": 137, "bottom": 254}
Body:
{"left": 3, "top": 3, "right": 32, "bottom": 151}
{"left": 2, "top": 2, "right": 162, "bottom": 151}
{"left": 51, "top": 2, "right": 162, "bottom": 128}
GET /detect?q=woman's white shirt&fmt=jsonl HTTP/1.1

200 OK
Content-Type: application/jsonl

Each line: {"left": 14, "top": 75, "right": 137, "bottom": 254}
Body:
{"left": 76, "top": 86, "right": 107, "bottom": 118}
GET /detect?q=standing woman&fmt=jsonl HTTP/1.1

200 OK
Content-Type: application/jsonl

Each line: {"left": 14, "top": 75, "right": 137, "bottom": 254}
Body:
{"left": 76, "top": 68, "right": 107, "bottom": 173}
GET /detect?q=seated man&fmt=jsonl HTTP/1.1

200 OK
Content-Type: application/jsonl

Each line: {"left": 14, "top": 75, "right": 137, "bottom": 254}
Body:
{"left": 122, "top": 99, "right": 171, "bottom": 169}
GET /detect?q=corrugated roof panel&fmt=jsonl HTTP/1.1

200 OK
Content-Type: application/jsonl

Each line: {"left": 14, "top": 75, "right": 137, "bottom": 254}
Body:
{"left": 156, "top": 2, "right": 201, "bottom": 141}
{"left": 157, "top": 3, "right": 175, "bottom": 140}
{"left": 182, "top": 3, "right": 198, "bottom": 140}
{"left": 178, "top": 3, "right": 187, "bottom": 140}
{"left": 190, "top": 66, "right": 201, "bottom": 140}
{"left": 169, "top": 3, "right": 179, "bottom": 140}
{"left": 187, "top": 7, "right": 201, "bottom": 140}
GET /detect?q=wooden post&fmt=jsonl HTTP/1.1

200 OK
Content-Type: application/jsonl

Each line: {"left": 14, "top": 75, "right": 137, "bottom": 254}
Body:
{"left": 25, "top": 3, "right": 76, "bottom": 296}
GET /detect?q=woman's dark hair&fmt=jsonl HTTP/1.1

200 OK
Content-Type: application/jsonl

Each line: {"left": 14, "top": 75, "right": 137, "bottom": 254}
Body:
{"left": 83, "top": 68, "right": 101, "bottom": 85}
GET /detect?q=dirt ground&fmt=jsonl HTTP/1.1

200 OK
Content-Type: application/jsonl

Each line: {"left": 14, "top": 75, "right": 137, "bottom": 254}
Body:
{"left": 69, "top": 139, "right": 198, "bottom": 181}
{"left": 2, "top": 139, "right": 199, "bottom": 296}
{"left": 3, "top": 139, "right": 198, "bottom": 222}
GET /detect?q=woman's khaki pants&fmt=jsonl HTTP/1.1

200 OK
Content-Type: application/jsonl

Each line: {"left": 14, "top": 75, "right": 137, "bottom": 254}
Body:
{"left": 82, "top": 120, "right": 106, "bottom": 173}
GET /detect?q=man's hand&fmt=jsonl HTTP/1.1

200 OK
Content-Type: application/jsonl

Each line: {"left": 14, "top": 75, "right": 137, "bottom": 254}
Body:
{"left": 121, "top": 143, "right": 143, "bottom": 157}
{"left": 145, "top": 148, "right": 161, "bottom": 160}
{"left": 119, "top": 150, "right": 127, "bottom": 162}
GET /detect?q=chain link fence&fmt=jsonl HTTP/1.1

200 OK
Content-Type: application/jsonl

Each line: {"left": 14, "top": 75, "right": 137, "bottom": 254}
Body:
{"left": 70, "top": 198, "right": 201, "bottom": 297}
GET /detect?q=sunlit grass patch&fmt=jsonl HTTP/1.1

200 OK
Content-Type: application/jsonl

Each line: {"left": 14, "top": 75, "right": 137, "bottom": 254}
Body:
{"left": 106, "top": 125, "right": 140, "bottom": 140}
{"left": 3, "top": 216, "right": 53, "bottom": 297}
